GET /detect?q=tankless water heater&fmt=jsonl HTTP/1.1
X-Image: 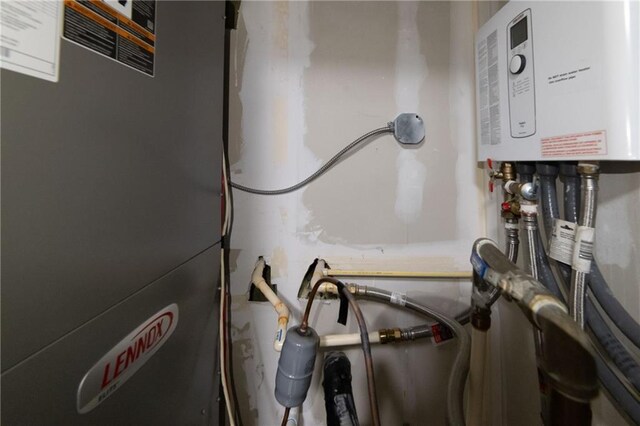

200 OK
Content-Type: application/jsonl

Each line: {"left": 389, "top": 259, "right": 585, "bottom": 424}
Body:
{"left": 475, "top": 1, "right": 639, "bottom": 161}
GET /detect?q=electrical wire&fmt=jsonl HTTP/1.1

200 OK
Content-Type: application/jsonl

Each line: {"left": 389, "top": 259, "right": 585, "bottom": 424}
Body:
{"left": 230, "top": 126, "right": 392, "bottom": 195}
{"left": 220, "top": 152, "right": 237, "bottom": 426}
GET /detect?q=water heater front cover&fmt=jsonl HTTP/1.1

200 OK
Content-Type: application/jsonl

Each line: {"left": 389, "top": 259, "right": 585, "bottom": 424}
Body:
{"left": 476, "top": 1, "right": 639, "bottom": 161}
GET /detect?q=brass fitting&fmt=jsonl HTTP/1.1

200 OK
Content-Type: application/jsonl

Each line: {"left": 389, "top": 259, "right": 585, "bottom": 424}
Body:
{"left": 500, "top": 162, "right": 517, "bottom": 182}
{"left": 379, "top": 328, "right": 402, "bottom": 344}
{"left": 577, "top": 161, "right": 600, "bottom": 176}
{"left": 501, "top": 198, "right": 521, "bottom": 219}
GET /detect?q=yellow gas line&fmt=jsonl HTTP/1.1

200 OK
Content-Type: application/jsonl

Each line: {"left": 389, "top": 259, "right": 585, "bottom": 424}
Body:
{"left": 322, "top": 269, "right": 472, "bottom": 279}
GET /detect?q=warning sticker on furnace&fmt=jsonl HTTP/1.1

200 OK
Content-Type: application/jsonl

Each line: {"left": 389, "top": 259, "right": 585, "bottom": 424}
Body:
{"left": 63, "top": 0, "right": 156, "bottom": 77}
{"left": 541, "top": 130, "right": 606, "bottom": 158}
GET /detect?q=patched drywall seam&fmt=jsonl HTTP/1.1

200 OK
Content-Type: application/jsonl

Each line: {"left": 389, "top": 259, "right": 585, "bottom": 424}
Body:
{"left": 394, "top": 2, "right": 428, "bottom": 225}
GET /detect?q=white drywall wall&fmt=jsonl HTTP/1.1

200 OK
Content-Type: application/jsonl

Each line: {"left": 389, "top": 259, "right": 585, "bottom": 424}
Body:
{"left": 227, "top": 2, "right": 640, "bottom": 425}
{"left": 228, "top": 2, "right": 483, "bottom": 424}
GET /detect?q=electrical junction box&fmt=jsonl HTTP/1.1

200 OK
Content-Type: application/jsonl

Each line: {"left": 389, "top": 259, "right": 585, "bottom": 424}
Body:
{"left": 476, "top": 1, "right": 640, "bottom": 161}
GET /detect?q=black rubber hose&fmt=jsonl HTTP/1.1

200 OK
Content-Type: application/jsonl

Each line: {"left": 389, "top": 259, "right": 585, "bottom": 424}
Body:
{"left": 560, "top": 164, "right": 640, "bottom": 349}
{"left": 323, "top": 352, "right": 359, "bottom": 426}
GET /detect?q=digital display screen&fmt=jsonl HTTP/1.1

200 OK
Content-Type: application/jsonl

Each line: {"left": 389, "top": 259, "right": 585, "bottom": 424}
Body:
{"left": 510, "top": 16, "right": 528, "bottom": 49}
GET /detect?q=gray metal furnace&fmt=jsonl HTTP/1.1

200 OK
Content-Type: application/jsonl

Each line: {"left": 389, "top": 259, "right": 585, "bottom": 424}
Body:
{"left": 1, "top": 1, "right": 225, "bottom": 424}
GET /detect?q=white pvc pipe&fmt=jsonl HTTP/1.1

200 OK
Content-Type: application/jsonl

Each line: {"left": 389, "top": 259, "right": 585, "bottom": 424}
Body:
{"left": 251, "top": 258, "right": 290, "bottom": 351}
{"left": 285, "top": 406, "right": 300, "bottom": 425}
{"left": 319, "top": 332, "right": 380, "bottom": 347}
{"left": 467, "top": 326, "right": 488, "bottom": 426}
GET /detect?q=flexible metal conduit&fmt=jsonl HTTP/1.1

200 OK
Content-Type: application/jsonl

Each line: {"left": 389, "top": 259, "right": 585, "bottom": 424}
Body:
{"left": 355, "top": 285, "right": 470, "bottom": 426}
{"left": 231, "top": 127, "right": 392, "bottom": 195}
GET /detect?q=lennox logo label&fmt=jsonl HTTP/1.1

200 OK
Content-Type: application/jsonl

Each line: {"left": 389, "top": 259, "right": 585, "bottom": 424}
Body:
{"left": 77, "top": 304, "right": 179, "bottom": 414}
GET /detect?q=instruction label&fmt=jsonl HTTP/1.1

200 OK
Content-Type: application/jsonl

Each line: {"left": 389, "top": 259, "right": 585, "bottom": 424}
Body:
{"left": 0, "top": 1, "right": 62, "bottom": 82}
{"left": 63, "top": 0, "right": 156, "bottom": 76}
{"left": 549, "top": 219, "right": 576, "bottom": 265}
{"left": 477, "top": 30, "right": 501, "bottom": 146}
{"left": 541, "top": 130, "right": 606, "bottom": 158}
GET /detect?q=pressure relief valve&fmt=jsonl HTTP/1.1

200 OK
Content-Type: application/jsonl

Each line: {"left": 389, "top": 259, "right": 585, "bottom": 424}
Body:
{"left": 275, "top": 325, "right": 320, "bottom": 409}
{"left": 390, "top": 113, "right": 426, "bottom": 145}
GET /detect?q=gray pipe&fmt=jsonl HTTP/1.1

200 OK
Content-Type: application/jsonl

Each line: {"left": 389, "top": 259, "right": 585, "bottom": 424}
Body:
{"left": 356, "top": 286, "right": 470, "bottom": 426}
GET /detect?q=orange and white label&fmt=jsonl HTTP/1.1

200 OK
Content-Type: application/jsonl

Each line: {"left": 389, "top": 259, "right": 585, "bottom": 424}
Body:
{"left": 541, "top": 130, "right": 607, "bottom": 158}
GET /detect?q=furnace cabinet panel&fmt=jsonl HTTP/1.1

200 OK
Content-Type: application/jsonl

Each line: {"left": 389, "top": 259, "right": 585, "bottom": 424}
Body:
{"left": 1, "top": 0, "right": 224, "bottom": 423}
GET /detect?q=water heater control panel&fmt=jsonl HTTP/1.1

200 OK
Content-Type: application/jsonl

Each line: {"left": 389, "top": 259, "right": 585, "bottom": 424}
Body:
{"left": 507, "top": 9, "right": 535, "bottom": 138}
{"left": 476, "top": 1, "right": 639, "bottom": 161}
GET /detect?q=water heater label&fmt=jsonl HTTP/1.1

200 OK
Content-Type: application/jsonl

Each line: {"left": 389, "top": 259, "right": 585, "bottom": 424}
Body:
{"left": 0, "top": 1, "right": 62, "bottom": 82}
{"left": 77, "top": 303, "right": 179, "bottom": 414}
{"left": 549, "top": 219, "right": 576, "bottom": 265}
{"left": 62, "top": 0, "right": 156, "bottom": 76}
{"left": 541, "top": 130, "right": 607, "bottom": 158}
{"left": 477, "top": 30, "right": 502, "bottom": 146}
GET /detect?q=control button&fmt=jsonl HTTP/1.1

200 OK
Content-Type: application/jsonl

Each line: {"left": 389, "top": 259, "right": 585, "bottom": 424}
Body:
{"left": 509, "top": 54, "right": 526, "bottom": 74}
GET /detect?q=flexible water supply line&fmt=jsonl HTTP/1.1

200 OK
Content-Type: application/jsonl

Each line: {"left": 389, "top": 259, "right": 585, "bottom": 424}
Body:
{"left": 559, "top": 164, "right": 640, "bottom": 349}
{"left": 534, "top": 166, "right": 640, "bottom": 421}
{"left": 250, "top": 257, "right": 290, "bottom": 351}
{"left": 320, "top": 332, "right": 381, "bottom": 347}
{"left": 569, "top": 162, "right": 599, "bottom": 328}
{"left": 355, "top": 285, "right": 470, "bottom": 426}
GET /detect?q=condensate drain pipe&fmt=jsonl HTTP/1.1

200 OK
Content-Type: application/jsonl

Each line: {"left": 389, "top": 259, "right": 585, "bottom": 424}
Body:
{"left": 251, "top": 257, "right": 290, "bottom": 351}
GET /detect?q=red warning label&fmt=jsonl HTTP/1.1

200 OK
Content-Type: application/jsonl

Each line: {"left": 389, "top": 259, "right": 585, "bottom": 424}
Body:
{"left": 541, "top": 130, "right": 607, "bottom": 158}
